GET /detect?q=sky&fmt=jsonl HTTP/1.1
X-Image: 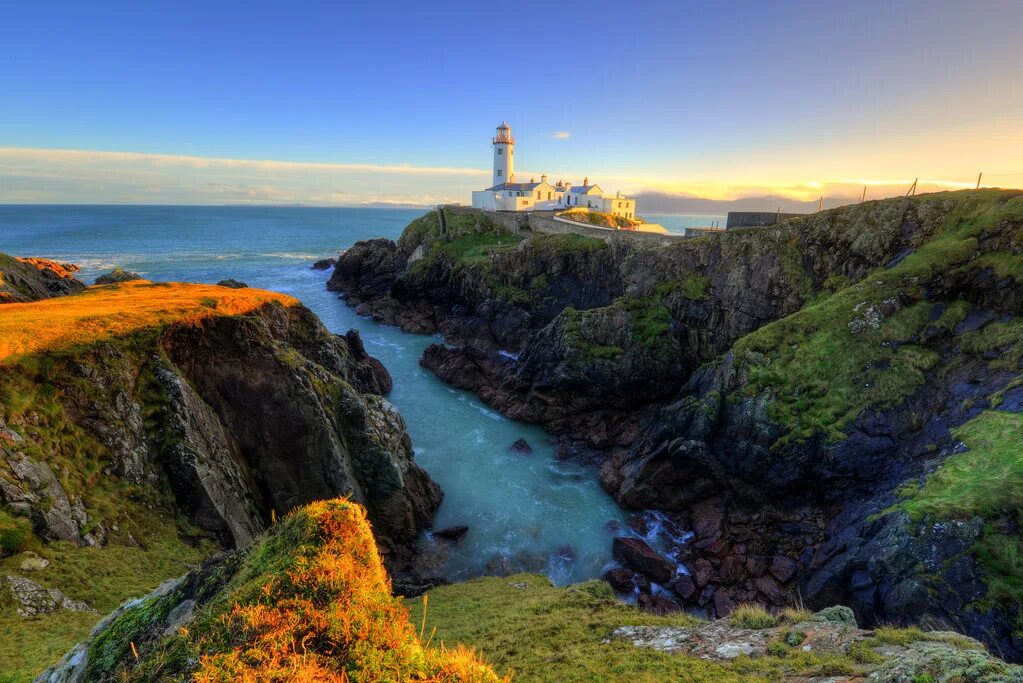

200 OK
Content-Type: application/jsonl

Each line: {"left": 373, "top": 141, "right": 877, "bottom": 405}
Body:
{"left": 1, "top": 0, "right": 1020, "bottom": 206}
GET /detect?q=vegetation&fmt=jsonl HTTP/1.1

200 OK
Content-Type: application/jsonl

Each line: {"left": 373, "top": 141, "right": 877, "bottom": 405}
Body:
{"left": 0, "top": 513, "right": 211, "bottom": 681}
{"left": 557, "top": 208, "right": 641, "bottom": 229}
{"left": 657, "top": 274, "right": 710, "bottom": 300}
{"left": 432, "top": 232, "right": 522, "bottom": 264}
{"left": 729, "top": 603, "right": 778, "bottom": 629}
{"left": 560, "top": 296, "right": 673, "bottom": 362}
{"left": 890, "top": 411, "right": 1023, "bottom": 629}
{"left": 733, "top": 191, "right": 1023, "bottom": 445}
{"left": 84, "top": 499, "right": 500, "bottom": 682}
{"left": 0, "top": 280, "right": 297, "bottom": 364}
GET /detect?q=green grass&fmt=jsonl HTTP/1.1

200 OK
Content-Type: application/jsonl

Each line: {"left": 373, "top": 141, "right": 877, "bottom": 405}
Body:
{"left": 560, "top": 296, "right": 674, "bottom": 362}
{"left": 960, "top": 317, "right": 1023, "bottom": 370}
{"left": 895, "top": 411, "right": 1022, "bottom": 523}
{"left": 657, "top": 274, "right": 710, "bottom": 300}
{"left": 0, "top": 513, "right": 211, "bottom": 681}
{"left": 435, "top": 232, "right": 523, "bottom": 264}
{"left": 730, "top": 603, "right": 779, "bottom": 629}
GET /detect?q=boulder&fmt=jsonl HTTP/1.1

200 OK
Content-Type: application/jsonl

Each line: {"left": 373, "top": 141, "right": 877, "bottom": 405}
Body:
{"left": 603, "top": 567, "right": 638, "bottom": 593}
{"left": 612, "top": 537, "right": 675, "bottom": 585}
{"left": 3, "top": 575, "right": 94, "bottom": 617}
{"left": 216, "top": 279, "right": 248, "bottom": 288}
{"left": 768, "top": 556, "right": 798, "bottom": 583}
{"left": 672, "top": 574, "right": 697, "bottom": 601}
{"left": 637, "top": 592, "right": 682, "bottom": 616}
{"left": 95, "top": 267, "right": 142, "bottom": 284}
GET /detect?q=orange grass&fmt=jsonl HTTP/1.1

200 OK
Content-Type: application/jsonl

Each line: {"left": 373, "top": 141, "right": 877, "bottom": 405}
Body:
{"left": 0, "top": 280, "right": 299, "bottom": 364}
{"left": 191, "top": 499, "right": 502, "bottom": 682}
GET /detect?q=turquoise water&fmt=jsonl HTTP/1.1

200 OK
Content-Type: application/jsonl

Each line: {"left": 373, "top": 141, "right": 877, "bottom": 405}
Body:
{"left": 0, "top": 205, "right": 645, "bottom": 583}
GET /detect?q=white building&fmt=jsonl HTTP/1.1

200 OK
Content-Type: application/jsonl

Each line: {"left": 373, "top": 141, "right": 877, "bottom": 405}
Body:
{"left": 471, "top": 122, "right": 637, "bottom": 219}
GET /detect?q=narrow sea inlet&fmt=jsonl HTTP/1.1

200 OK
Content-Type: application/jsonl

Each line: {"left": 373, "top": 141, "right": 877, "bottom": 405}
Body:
{"left": 0, "top": 205, "right": 697, "bottom": 583}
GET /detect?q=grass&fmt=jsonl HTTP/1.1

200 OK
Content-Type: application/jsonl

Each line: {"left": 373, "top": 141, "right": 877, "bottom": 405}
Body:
{"left": 92, "top": 499, "right": 501, "bottom": 682}
{"left": 434, "top": 232, "right": 523, "bottom": 264}
{"left": 0, "top": 511, "right": 212, "bottom": 682}
{"left": 402, "top": 574, "right": 914, "bottom": 682}
{"left": 560, "top": 296, "right": 674, "bottom": 362}
{"left": 730, "top": 603, "right": 778, "bottom": 629}
{"left": 890, "top": 410, "right": 1023, "bottom": 633}
{"left": 960, "top": 317, "right": 1023, "bottom": 370}
{"left": 894, "top": 411, "right": 1022, "bottom": 523}
{"left": 0, "top": 280, "right": 297, "bottom": 364}
{"left": 732, "top": 191, "right": 1023, "bottom": 445}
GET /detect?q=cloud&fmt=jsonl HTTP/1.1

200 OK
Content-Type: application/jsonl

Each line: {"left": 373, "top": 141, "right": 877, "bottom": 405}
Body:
{"left": 552, "top": 131, "right": 571, "bottom": 140}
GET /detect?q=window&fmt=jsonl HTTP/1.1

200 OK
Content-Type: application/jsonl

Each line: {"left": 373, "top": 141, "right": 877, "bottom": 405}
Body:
{"left": 548, "top": 192, "right": 552, "bottom": 200}
{"left": 536, "top": 191, "right": 541, "bottom": 199}
{"left": 497, "top": 169, "right": 503, "bottom": 177}
{"left": 497, "top": 148, "right": 503, "bottom": 155}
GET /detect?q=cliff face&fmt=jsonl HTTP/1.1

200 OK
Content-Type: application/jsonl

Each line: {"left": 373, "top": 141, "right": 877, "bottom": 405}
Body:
{"left": 331, "top": 191, "right": 1023, "bottom": 659}
{"left": 1, "top": 282, "right": 440, "bottom": 551}
{"left": 0, "top": 280, "right": 442, "bottom": 678}
{"left": 0, "top": 254, "right": 85, "bottom": 303}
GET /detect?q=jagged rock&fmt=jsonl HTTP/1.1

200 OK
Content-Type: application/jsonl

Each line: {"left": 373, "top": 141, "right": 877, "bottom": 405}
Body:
{"left": 94, "top": 267, "right": 142, "bottom": 284}
{"left": 637, "top": 592, "right": 682, "bottom": 616}
{"left": 216, "top": 278, "right": 248, "bottom": 288}
{"left": 0, "top": 255, "right": 84, "bottom": 303}
{"left": 612, "top": 537, "right": 674, "bottom": 585}
{"left": 603, "top": 567, "right": 637, "bottom": 593}
{"left": 3, "top": 575, "right": 94, "bottom": 617}
{"left": 672, "top": 574, "right": 696, "bottom": 600}
{"left": 311, "top": 257, "right": 337, "bottom": 270}
{"left": 811, "top": 605, "right": 858, "bottom": 627}
{"left": 509, "top": 437, "right": 533, "bottom": 454}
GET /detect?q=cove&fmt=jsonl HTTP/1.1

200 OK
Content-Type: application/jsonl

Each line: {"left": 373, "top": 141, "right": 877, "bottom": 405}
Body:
{"left": 0, "top": 205, "right": 636, "bottom": 585}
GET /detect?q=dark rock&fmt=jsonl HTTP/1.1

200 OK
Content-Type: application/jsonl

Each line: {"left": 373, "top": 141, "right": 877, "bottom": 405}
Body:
{"left": 604, "top": 519, "right": 624, "bottom": 534}
{"left": 510, "top": 438, "right": 533, "bottom": 455}
{"left": 637, "top": 592, "right": 682, "bottom": 616}
{"left": 691, "top": 559, "right": 714, "bottom": 588}
{"left": 745, "top": 555, "right": 769, "bottom": 578}
{"left": 768, "top": 556, "right": 798, "bottom": 583}
{"left": 672, "top": 574, "right": 697, "bottom": 600}
{"left": 216, "top": 279, "right": 248, "bottom": 288}
{"left": 718, "top": 555, "right": 746, "bottom": 584}
{"left": 311, "top": 257, "right": 337, "bottom": 270}
{"left": 604, "top": 567, "right": 637, "bottom": 593}
{"left": 95, "top": 267, "right": 142, "bottom": 284}
{"left": 712, "top": 590, "right": 734, "bottom": 618}
{"left": 627, "top": 514, "right": 650, "bottom": 537}
{"left": 432, "top": 526, "right": 469, "bottom": 543}
{"left": 612, "top": 537, "right": 675, "bottom": 585}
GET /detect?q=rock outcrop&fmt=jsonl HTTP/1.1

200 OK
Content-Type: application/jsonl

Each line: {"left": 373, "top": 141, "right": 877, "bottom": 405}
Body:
{"left": 0, "top": 282, "right": 441, "bottom": 560}
{"left": 0, "top": 254, "right": 84, "bottom": 303}
{"left": 37, "top": 499, "right": 499, "bottom": 683}
{"left": 329, "top": 191, "right": 1023, "bottom": 659}
{"left": 94, "top": 267, "right": 142, "bottom": 284}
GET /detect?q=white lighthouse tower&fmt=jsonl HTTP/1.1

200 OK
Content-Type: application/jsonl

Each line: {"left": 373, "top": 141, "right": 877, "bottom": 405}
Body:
{"left": 492, "top": 121, "right": 514, "bottom": 186}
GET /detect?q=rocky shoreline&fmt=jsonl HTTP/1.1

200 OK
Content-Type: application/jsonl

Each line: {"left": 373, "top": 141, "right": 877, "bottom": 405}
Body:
{"left": 328, "top": 193, "right": 1023, "bottom": 660}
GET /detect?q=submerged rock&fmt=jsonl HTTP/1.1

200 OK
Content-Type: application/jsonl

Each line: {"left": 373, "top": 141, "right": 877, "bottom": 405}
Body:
{"left": 312, "top": 257, "right": 337, "bottom": 270}
{"left": 432, "top": 525, "right": 469, "bottom": 543}
{"left": 509, "top": 437, "right": 533, "bottom": 454}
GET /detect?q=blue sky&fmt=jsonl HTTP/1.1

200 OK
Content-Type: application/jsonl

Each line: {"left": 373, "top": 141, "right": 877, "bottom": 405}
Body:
{"left": 1, "top": 0, "right": 1020, "bottom": 205}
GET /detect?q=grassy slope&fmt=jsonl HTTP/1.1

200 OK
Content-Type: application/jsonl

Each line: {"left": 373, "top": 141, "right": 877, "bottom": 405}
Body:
{"left": 0, "top": 281, "right": 299, "bottom": 681}
{"left": 404, "top": 573, "right": 1017, "bottom": 682}
{"left": 0, "top": 280, "right": 297, "bottom": 364}
{"left": 82, "top": 499, "right": 501, "bottom": 682}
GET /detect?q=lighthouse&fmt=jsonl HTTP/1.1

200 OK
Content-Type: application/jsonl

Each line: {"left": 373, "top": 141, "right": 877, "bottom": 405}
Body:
{"left": 492, "top": 121, "right": 514, "bottom": 186}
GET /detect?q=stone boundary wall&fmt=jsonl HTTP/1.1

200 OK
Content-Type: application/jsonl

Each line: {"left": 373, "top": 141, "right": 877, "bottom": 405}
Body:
{"left": 443, "top": 206, "right": 685, "bottom": 246}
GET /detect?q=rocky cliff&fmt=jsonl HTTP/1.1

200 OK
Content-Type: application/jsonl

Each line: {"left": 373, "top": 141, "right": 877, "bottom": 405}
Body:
{"left": 0, "top": 279, "right": 441, "bottom": 679}
{"left": 330, "top": 191, "right": 1023, "bottom": 660}
{"left": 0, "top": 254, "right": 85, "bottom": 303}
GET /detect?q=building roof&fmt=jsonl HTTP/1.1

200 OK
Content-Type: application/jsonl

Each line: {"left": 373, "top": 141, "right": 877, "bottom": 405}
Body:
{"left": 486, "top": 181, "right": 544, "bottom": 191}
{"left": 567, "top": 184, "right": 602, "bottom": 194}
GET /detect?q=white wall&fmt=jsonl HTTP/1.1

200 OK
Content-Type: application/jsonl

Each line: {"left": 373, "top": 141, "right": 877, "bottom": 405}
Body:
{"left": 493, "top": 142, "right": 513, "bottom": 187}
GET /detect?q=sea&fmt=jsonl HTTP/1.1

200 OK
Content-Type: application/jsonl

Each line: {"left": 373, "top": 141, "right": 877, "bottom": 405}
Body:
{"left": 0, "top": 205, "right": 721, "bottom": 584}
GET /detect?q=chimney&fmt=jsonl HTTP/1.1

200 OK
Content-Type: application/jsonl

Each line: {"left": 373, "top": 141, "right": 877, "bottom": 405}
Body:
{"left": 583, "top": 176, "right": 589, "bottom": 186}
